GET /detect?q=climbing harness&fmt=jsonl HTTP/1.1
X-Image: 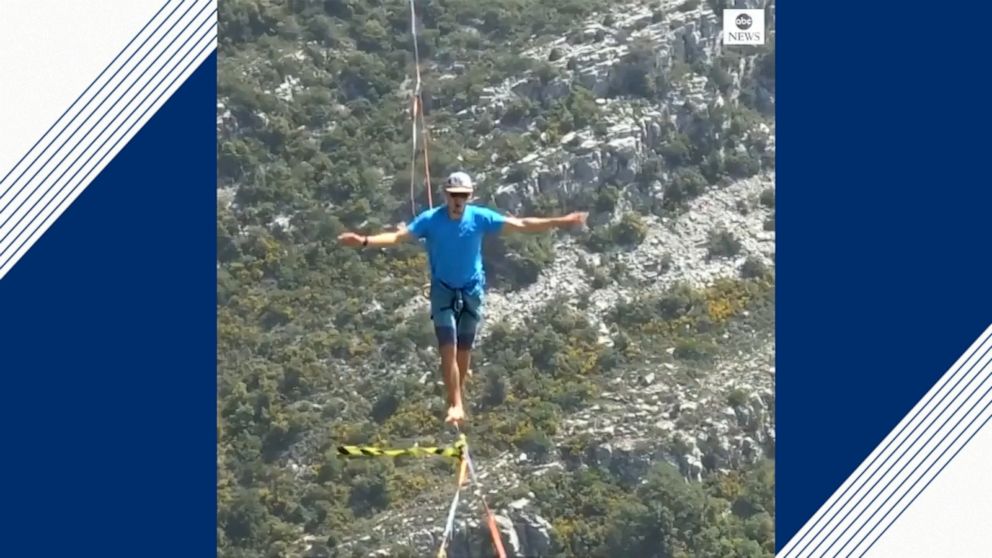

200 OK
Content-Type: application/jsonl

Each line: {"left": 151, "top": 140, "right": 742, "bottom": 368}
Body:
{"left": 434, "top": 279, "right": 482, "bottom": 324}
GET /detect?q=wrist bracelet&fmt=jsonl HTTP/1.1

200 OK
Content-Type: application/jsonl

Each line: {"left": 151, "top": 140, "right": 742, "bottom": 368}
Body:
{"left": 362, "top": 236, "right": 369, "bottom": 247}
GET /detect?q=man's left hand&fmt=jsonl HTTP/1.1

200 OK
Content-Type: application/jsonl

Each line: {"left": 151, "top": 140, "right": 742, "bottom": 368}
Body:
{"left": 562, "top": 211, "right": 589, "bottom": 227}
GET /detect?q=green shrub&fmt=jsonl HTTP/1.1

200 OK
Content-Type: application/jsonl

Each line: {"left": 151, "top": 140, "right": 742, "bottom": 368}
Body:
{"left": 613, "top": 212, "right": 649, "bottom": 246}
{"left": 663, "top": 166, "right": 708, "bottom": 211}
{"left": 740, "top": 256, "right": 770, "bottom": 279}
{"left": 482, "top": 367, "right": 508, "bottom": 408}
{"left": 656, "top": 284, "right": 701, "bottom": 320}
{"left": 582, "top": 225, "right": 612, "bottom": 253}
{"left": 659, "top": 134, "right": 691, "bottom": 166}
{"left": 759, "top": 187, "right": 775, "bottom": 208}
{"left": 737, "top": 198, "right": 751, "bottom": 215}
{"left": 514, "top": 426, "right": 554, "bottom": 458}
{"left": 725, "top": 151, "right": 761, "bottom": 178}
{"left": 535, "top": 62, "right": 559, "bottom": 85}
{"left": 595, "top": 185, "right": 621, "bottom": 213}
{"left": 707, "top": 227, "right": 742, "bottom": 259}
{"left": 727, "top": 388, "right": 749, "bottom": 407}
{"left": 763, "top": 212, "right": 775, "bottom": 231}
{"left": 484, "top": 230, "right": 556, "bottom": 289}
{"left": 658, "top": 252, "right": 674, "bottom": 274}
{"left": 609, "top": 39, "right": 661, "bottom": 99}
{"left": 674, "top": 338, "right": 718, "bottom": 361}
{"left": 474, "top": 114, "right": 495, "bottom": 135}
{"left": 500, "top": 98, "right": 532, "bottom": 126}
{"left": 589, "top": 267, "right": 610, "bottom": 289}
{"left": 582, "top": 212, "right": 649, "bottom": 252}
{"left": 507, "top": 163, "right": 532, "bottom": 183}
{"left": 347, "top": 473, "right": 391, "bottom": 517}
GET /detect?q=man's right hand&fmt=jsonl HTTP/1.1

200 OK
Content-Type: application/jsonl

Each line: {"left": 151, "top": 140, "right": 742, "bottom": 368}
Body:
{"left": 337, "top": 232, "right": 365, "bottom": 248}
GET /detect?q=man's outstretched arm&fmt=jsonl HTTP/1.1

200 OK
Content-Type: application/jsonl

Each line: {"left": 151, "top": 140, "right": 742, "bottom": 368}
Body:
{"left": 337, "top": 226, "right": 414, "bottom": 248}
{"left": 501, "top": 211, "right": 588, "bottom": 234}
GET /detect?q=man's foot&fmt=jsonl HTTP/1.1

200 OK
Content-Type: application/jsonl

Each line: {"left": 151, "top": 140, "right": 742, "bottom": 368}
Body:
{"left": 445, "top": 405, "right": 465, "bottom": 426}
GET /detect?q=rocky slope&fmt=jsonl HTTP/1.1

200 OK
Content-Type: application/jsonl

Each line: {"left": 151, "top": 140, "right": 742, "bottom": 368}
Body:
{"left": 328, "top": 334, "right": 773, "bottom": 558}
{"left": 481, "top": 172, "right": 774, "bottom": 330}
{"left": 470, "top": 0, "right": 774, "bottom": 211}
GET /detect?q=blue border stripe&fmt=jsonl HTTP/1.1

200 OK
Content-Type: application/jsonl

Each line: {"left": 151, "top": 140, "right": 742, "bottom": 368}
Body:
{"left": 776, "top": 0, "right": 992, "bottom": 549}
{"left": 0, "top": 30, "right": 218, "bottom": 275}
{"left": 783, "top": 330, "right": 992, "bottom": 556}
{"left": 0, "top": 1, "right": 217, "bottom": 279}
{"left": 0, "top": 12, "right": 217, "bottom": 269}
{"left": 0, "top": 51, "right": 217, "bottom": 556}
{"left": 784, "top": 330, "right": 992, "bottom": 556}
{"left": 779, "top": 325, "right": 992, "bottom": 557}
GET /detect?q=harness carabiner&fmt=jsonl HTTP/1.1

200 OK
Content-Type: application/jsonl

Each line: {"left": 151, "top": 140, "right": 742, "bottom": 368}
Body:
{"left": 452, "top": 290, "right": 465, "bottom": 315}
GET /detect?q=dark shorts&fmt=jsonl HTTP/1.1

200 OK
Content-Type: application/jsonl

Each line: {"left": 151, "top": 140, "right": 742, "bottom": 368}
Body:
{"left": 430, "top": 281, "right": 484, "bottom": 348}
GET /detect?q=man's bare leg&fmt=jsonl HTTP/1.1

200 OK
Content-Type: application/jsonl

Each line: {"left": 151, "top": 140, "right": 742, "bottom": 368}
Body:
{"left": 457, "top": 348, "right": 472, "bottom": 392}
{"left": 440, "top": 343, "right": 464, "bottom": 425}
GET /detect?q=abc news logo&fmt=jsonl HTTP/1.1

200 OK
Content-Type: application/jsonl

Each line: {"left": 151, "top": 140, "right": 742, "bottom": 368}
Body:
{"left": 723, "top": 9, "right": 765, "bottom": 46}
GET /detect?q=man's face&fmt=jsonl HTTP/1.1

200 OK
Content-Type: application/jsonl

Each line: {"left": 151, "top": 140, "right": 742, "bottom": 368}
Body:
{"left": 446, "top": 190, "right": 469, "bottom": 217}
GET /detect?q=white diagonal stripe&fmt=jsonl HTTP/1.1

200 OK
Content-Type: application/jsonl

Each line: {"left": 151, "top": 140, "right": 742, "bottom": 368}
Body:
{"left": 0, "top": 0, "right": 165, "bottom": 174}
{"left": 0, "top": 0, "right": 217, "bottom": 280}
{"left": 779, "top": 324, "right": 992, "bottom": 557}
{"left": 864, "top": 413, "right": 992, "bottom": 557}
{"left": 821, "top": 349, "right": 992, "bottom": 556}
{"left": 1, "top": 1, "right": 191, "bottom": 206}
{"left": 856, "top": 397, "right": 992, "bottom": 556}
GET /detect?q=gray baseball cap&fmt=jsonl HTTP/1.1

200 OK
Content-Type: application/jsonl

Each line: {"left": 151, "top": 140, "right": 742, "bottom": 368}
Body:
{"left": 444, "top": 171, "right": 473, "bottom": 194}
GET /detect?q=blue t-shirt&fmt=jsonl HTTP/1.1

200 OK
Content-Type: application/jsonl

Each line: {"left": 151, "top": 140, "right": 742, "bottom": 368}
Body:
{"left": 406, "top": 204, "right": 506, "bottom": 292}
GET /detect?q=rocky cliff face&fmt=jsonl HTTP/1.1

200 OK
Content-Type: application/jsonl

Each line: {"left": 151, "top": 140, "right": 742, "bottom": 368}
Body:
{"left": 457, "top": 0, "right": 775, "bottom": 217}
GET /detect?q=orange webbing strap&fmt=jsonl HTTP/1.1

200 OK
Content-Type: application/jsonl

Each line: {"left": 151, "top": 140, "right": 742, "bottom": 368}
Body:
{"left": 409, "top": 93, "right": 434, "bottom": 212}
{"left": 458, "top": 456, "right": 469, "bottom": 486}
{"left": 485, "top": 512, "right": 509, "bottom": 558}
{"left": 420, "top": 100, "right": 433, "bottom": 210}
{"left": 409, "top": 95, "right": 420, "bottom": 216}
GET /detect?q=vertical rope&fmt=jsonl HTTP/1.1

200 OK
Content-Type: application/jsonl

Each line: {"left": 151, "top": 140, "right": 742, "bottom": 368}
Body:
{"left": 408, "top": 0, "right": 431, "bottom": 216}
{"left": 462, "top": 444, "right": 509, "bottom": 558}
{"left": 436, "top": 457, "right": 470, "bottom": 558}
{"left": 408, "top": 0, "right": 434, "bottom": 299}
